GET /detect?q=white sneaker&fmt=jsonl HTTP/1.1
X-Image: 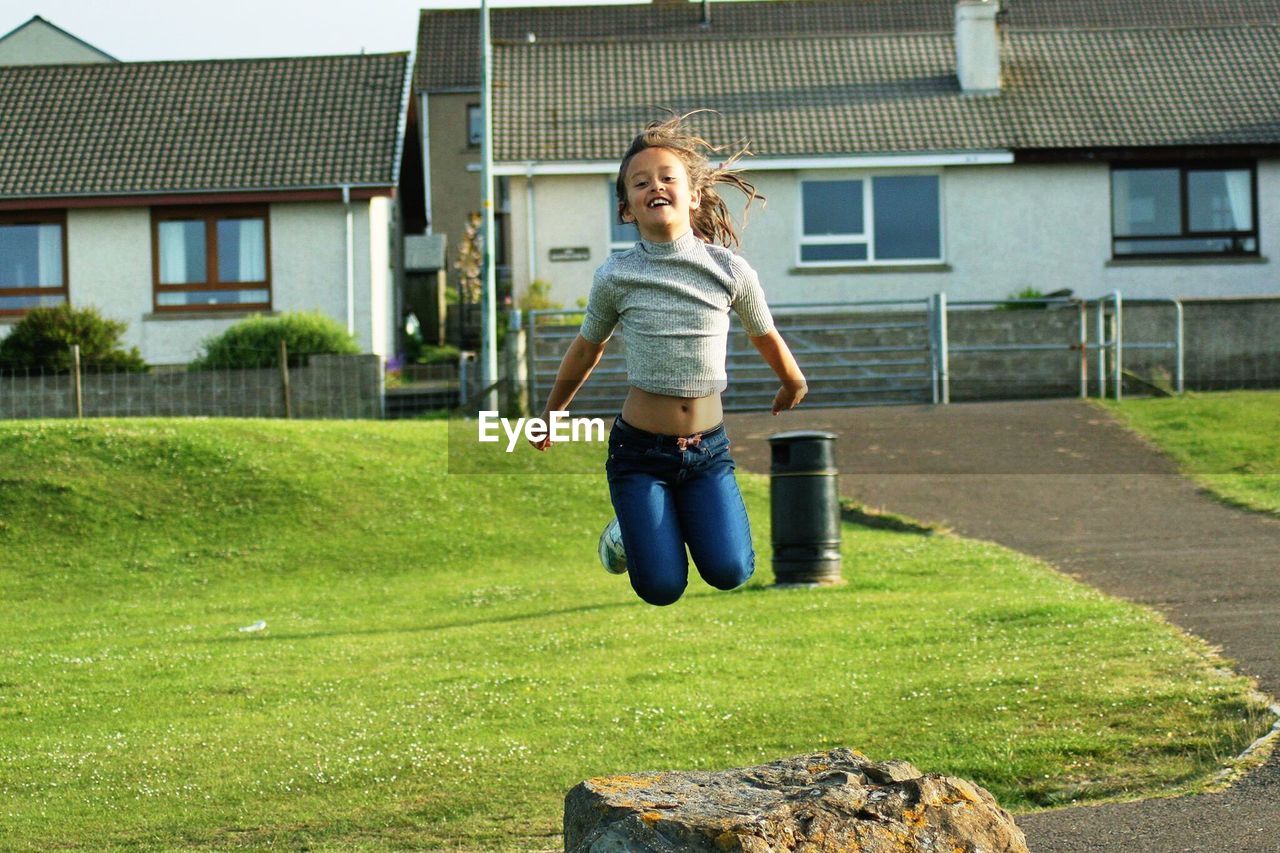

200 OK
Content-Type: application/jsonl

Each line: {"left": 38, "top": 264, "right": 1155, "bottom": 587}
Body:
{"left": 598, "top": 517, "right": 628, "bottom": 575}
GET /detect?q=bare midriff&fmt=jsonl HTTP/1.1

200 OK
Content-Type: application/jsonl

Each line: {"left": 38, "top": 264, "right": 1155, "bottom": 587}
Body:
{"left": 620, "top": 386, "right": 724, "bottom": 436}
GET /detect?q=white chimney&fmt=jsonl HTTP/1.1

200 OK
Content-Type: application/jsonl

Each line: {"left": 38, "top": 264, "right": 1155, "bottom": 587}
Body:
{"left": 955, "top": 0, "right": 1001, "bottom": 94}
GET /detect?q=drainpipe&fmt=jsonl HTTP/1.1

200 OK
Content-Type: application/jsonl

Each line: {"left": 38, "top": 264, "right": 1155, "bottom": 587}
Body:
{"left": 525, "top": 162, "right": 537, "bottom": 298}
{"left": 420, "top": 92, "right": 433, "bottom": 233}
{"left": 342, "top": 184, "right": 355, "bottom": 337}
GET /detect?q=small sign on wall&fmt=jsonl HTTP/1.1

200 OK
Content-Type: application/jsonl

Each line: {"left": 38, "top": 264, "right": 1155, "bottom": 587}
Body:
{"left": 549, "top": 247, "right": 590, "bottom": 262}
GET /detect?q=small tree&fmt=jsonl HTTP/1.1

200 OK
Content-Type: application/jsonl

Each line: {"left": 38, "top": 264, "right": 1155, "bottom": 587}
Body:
{"left": 0, "top": 304, "right": 146, "bottom": 373}
{"left": 189, "top": 312, "right": 359, "bottom": 370}
{"left": 453, "top": 211, "right": 483, "bottom": 304}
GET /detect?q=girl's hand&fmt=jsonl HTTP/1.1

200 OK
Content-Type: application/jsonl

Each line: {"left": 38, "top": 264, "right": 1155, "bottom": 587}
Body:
{"left": 529, "top": 411, "right": 554, "bottom": 451}
{"left": 772, "top": 380, "right": 808, "bottom": 415}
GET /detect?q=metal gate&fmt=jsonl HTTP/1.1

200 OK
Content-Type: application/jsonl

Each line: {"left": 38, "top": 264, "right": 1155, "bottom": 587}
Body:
{"left": 526, "top": 298, "right": 940, "bottom": 416}
{"left": 519, "top": 290, "right": 1183, "bottom": 415}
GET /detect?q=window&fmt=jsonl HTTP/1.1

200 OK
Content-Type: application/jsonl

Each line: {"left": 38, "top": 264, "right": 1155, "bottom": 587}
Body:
{"left": 468, "top": 104, "right": 483, "bottom": 147}
{"left": 151, "top": 206, "right": 270, "bottom": 311}
{"left": 1112, "top": 165, "right": 1258, "bottom": 257}
{"left": 799, "top": 175, "right": 941, "bottom": 265}
{"left": 0, "top": 211, "right": 68, "bottom": 315}
{"left": 608, "top": 179, "right": 639, "bottom": 253}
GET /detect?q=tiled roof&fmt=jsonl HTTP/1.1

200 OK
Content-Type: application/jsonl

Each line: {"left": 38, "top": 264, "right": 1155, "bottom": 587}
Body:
{"left": 415, "top": 0, "right": 1280, "bottom": 92}
{"left": 490, "top": 25, "right": 1280, "bottom": 160}
{"left": 0, "top": 53, "right": 410, "bottom": 199}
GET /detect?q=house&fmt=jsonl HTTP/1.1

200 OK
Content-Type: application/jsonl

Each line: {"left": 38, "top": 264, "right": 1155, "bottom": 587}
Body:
{"left": 0, "top": 16, "right": 424, "bottom": 364}
{"left": 0, "top": 14, "right": 118, "bottom": 65}
{"left": 414, "top": 0, "right": 1280, "bottom": 310}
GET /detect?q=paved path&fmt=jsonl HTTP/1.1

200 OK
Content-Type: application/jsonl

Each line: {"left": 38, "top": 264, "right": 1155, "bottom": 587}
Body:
{"left": 726, "top": 399, "right": 1280, "bottom": 852}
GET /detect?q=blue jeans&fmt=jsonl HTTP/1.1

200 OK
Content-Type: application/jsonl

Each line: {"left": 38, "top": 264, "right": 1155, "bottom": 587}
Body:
{"left": 605, "top": 416, "right": 755, "bottom": 606}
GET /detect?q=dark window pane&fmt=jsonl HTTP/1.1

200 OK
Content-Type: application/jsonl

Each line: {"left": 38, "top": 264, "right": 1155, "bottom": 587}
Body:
{"left": 800, "top": 243, "right": 867, "bottom": 262}
{"left": 1112, "top": 169, "right": 1180, "bottom": 237}
{"left": 1188, "top": 170, "right": 1252, "bottom": 232}
{"left": 468, "top": 106, "right": 483, "bottom": 146}
{"left": 803, "top": 180, "right": 863, "bottom": 236}
{"left": 217, "top": 219, "right": 266, "bottom": 283}
{"left": 872, "top": 175, "right": 940, "bottom": 260}
{"left": 609, "top": 180, "right": 639, "bottom": 244}
{"left": 158, "top": 221, "right": 206, "bottom": 284}
{"left": 0, "top": 223, "right": 62, "bottom": 287}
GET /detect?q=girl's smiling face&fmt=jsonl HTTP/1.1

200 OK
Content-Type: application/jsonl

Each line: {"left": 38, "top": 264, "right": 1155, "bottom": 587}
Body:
{"left": 620, "top": 147, "right": 702, "bottom": 243}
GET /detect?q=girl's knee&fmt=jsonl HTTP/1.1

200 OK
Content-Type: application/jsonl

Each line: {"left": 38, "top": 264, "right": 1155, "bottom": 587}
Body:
{"left": 632, "top": 576, "right": 687, "bottom": 607}
{"left": 703, "top": 552, "right": 755, "bottom": 591}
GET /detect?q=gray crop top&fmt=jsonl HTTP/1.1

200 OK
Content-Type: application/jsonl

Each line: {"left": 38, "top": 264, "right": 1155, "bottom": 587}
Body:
{"left": 578, "top": 229, "right": 775, "bottom": 398}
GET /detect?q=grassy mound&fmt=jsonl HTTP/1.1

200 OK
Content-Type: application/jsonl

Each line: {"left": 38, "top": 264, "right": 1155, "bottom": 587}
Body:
{"left": 0, "top": 419, "right": 1270, "bottom": 849}
{"left": 1101, "top": 390, "right": 1280, "bottom": 515}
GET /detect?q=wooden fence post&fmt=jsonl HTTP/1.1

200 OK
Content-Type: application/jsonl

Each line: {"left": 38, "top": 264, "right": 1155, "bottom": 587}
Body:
{"left": 70, "top": 344, "right": 83, "bottom": 418}
{"left": 279, "top": 339, "right": 292, "bottom": 419}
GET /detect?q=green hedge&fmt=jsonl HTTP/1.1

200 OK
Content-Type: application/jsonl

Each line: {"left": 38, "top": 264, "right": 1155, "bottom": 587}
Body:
{"left": 0, "top": 304, "right": 146, "bottom": 373}
{"left": 189, "top": 312, "right": 359, "bottom": 370}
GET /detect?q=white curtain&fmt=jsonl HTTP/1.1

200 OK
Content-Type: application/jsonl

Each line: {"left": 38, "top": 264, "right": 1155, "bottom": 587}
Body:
{"left": 158, "top": 221, "right": 189, "bottom": 284}
{"left": 236, "top": 219, "right": 266, "bottom": 281}
{"left": 36, "top": 224, "right": 62, "bottom": 287}
{"left": 1224, "top": 170, "right": 1252, "bottom": 231}
{"left": 1111, "top": 172, "right": 1133, "bottom": 235}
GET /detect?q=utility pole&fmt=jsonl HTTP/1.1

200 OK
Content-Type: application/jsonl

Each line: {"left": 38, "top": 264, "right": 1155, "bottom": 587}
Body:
{"left": 479, "top": 0, "right": 499, "bottom": 412}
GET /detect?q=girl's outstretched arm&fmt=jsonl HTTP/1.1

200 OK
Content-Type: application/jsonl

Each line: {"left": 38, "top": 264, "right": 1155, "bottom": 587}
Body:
{"left": 749, "top": 330, "right": 807, "bottom": 415}
{"left": 530, "top": 334, "right": 608, "bottom": 450}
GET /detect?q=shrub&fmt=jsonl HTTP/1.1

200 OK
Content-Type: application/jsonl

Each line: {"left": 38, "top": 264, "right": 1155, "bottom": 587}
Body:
{"left": 997, "top": 287, "right": 1074, "bottom": 311}
{"left": 0, "top": 304, "right": 146, "bottom": 373}
{"left": 189, "top": 312, "right": 359, "bottom": 370}
{"left": 518, "top": 280, "right": 562, "bottom": 312}
{"left": 417, "top": 343, "right": 460, "bottom": 366}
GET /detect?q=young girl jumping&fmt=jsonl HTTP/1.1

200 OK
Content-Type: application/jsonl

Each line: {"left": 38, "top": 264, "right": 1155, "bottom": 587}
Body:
{"left": 531, "top": 114, "right": 807, "bottom": 606}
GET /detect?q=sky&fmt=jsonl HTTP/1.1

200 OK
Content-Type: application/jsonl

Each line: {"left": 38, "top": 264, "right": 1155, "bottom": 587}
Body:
{"left": 0, "top": 0, "right": 650, "bottom": 62}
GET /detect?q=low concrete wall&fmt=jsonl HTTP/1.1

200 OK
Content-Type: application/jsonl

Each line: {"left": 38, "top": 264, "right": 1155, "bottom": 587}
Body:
{"left": 948, "top": 306, "right": 1084, "bottom": 401}
{"left": 0, "top": 354, "right": 383, "bottom": 420}
{"left": 526, "top": 297, "right": 1280, "bottom": 413}
{"left": 1123, "top": 297, "right": 1280, "bottom": 391}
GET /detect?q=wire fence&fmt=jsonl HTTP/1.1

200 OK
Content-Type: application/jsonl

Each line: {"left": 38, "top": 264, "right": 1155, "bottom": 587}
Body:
{"left": 0, "top": 343, "right": 383, "bottom": 420}
{"left": 4, "top": 295, "right": 1277, "bottom": 422}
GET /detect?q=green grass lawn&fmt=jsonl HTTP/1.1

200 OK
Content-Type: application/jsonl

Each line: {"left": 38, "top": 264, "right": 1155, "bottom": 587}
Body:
{"left": 0, "top": 418, "right": 1271, "bottom": 850}
{"left": 1101, "top": 390, "right": 1280, "bottom": 515}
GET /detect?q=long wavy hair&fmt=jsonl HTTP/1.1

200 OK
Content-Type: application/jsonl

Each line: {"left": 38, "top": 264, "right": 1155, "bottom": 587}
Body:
{"left": 615, "top": 112, "right": 764, "bottom": 250}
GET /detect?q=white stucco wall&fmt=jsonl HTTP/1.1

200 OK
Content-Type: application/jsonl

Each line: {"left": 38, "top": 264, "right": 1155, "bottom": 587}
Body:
{"left": 65, "top": 207, "right": 151, "bottom": 334}
{"left": 270, "top": 201, "right": 350, "bottom": 322}
{"left": 511, "top": 160, "right": 1280, "bottom": 309}
{"left": 510, "top": 174, "right": 611, "bottom": 307}
{"left": 0, "top": 199, "right": 396, "bottom": 364}
{"left": 0, "top": 19, "right": 114, "bottom": 65}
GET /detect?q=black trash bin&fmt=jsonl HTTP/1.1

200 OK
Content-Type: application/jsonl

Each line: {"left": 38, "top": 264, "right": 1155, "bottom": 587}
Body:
{"left": 767, "top": 430, "right": 842, "bottom": 586}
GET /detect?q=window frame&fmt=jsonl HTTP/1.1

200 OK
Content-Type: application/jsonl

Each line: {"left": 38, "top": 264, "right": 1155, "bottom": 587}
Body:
{"left": 606, "top": 178, "right": 639, "bottom": 254}
{"left": 796, "top": 171, "right": 944, "bottom": 268}
{"left": 149, "top": 205, "right": 272, "bottom": 314}
{"left": 0, "top": 210, "right": 69, "bottom": 317}
{"left": 1110, "top": 162, "right": 1260, "bottom": 260}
